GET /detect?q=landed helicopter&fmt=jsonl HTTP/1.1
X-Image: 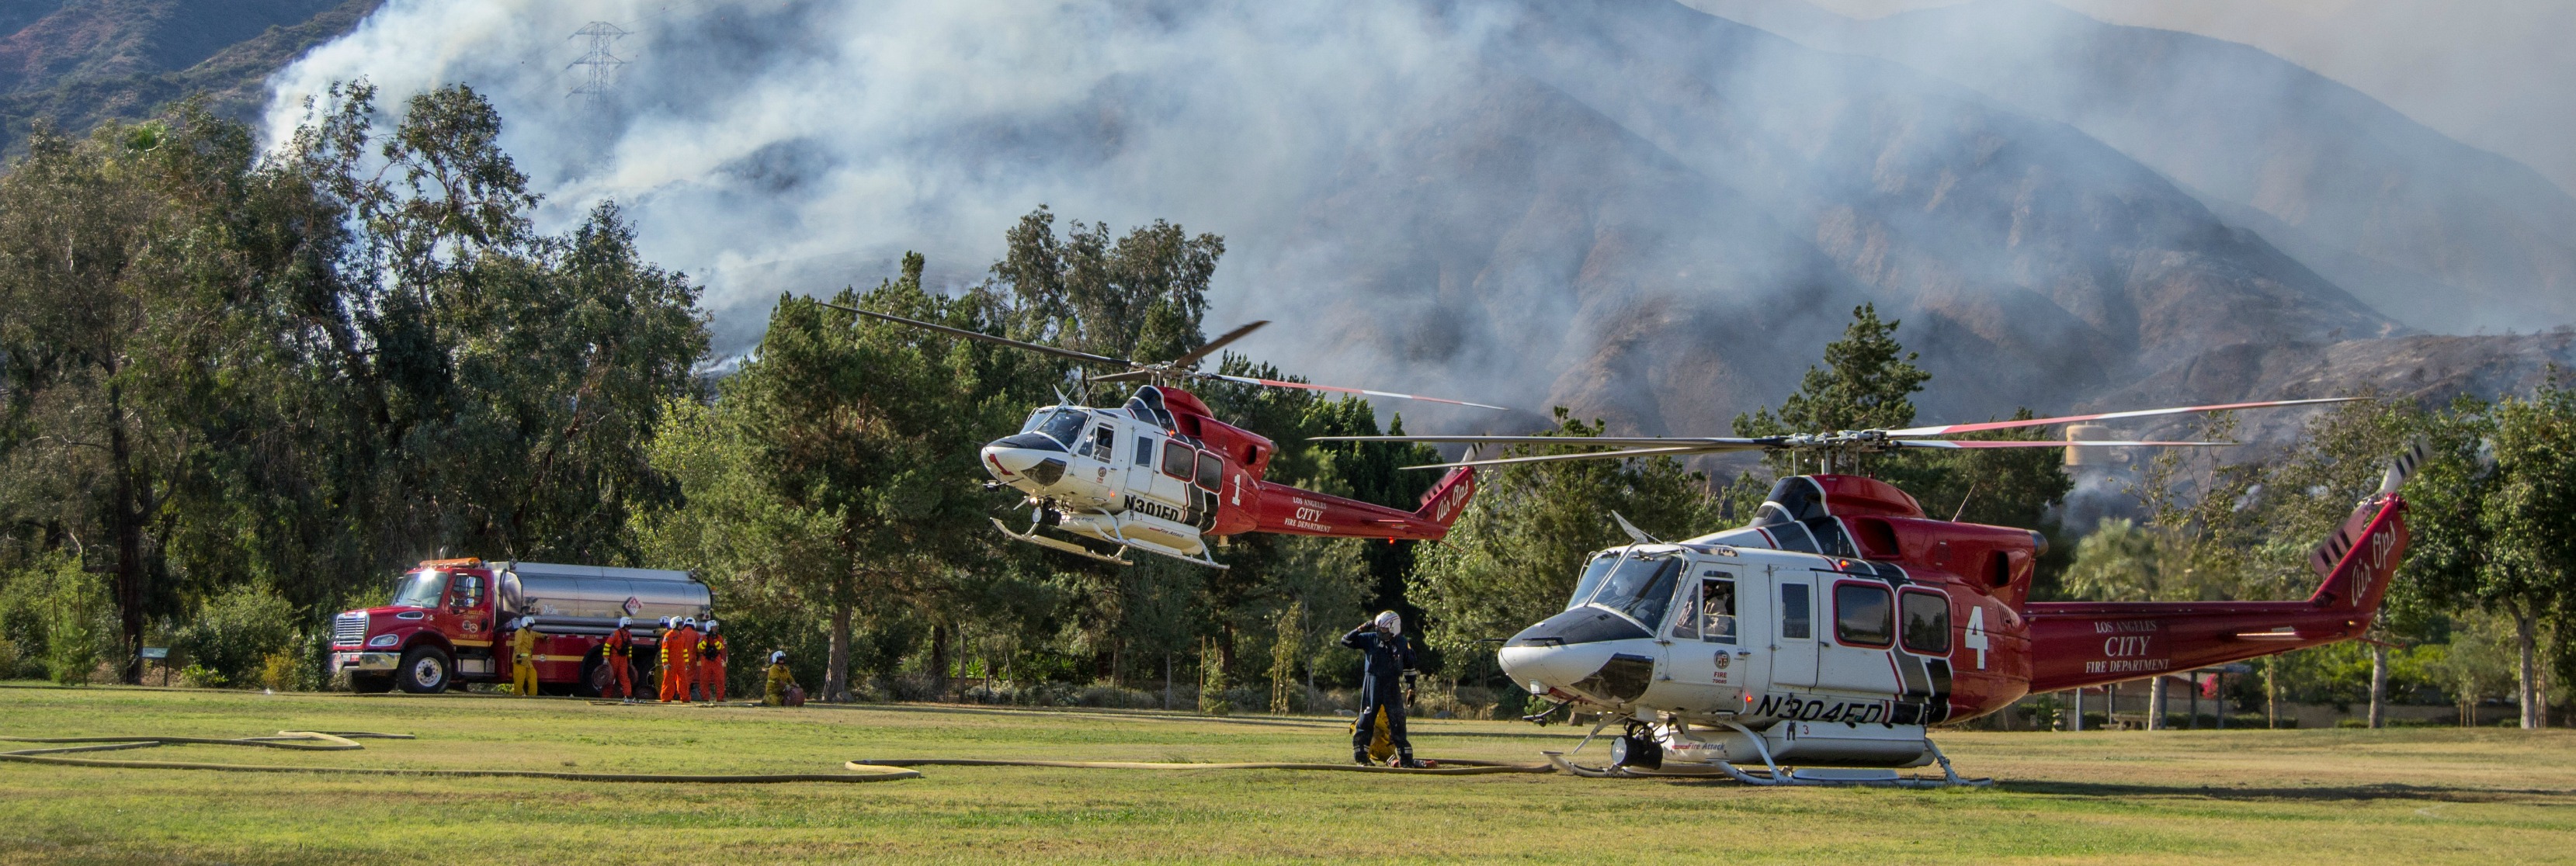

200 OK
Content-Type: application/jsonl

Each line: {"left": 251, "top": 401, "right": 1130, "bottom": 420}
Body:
{"left": 1322, "top": 397, "right": 2413, "bottom": 785}
{"left": 825, "top": 303, "right": 1501, "bottom": 569}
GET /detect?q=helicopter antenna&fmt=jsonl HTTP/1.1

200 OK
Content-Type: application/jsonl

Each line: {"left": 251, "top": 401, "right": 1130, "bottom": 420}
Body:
{"left": 1612, "top": 511, "right": 1660, "bottom": 546}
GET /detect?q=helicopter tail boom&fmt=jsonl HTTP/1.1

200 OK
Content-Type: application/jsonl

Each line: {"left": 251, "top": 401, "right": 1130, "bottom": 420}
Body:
{"left": 2021, "top": 491, "right": 2408, "bottom": 695}
{"left": 1243, "top": 465, "right": 1478, "bottom": 542}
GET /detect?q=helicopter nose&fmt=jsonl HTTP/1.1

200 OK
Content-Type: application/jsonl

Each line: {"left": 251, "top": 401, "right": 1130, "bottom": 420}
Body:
{"left": 1497, "top": 640, "right": 1620, "bottom": 697}
{"left": 981, "top": 439, "right": 1068, "bottom": 487}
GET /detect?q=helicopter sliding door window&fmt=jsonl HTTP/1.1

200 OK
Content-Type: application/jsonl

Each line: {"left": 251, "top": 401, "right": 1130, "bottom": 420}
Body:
{"left": 1832, "top": 582, "right": 1894, "bottom": 648}
{"left": 1193, "top": 452, "right": 1222, "bottom": 492}
{"left": 1779, "top": 582, "right": 1810, "bottom": 639}
{"left": 1134, "top": 437, "right": 1154, "bottom": 467}
{"left": 1899, "top": 589, "right": 1949, "bottom": 655}
{"left": 1699, "top": 574, "right": 1737, "bottom": 645}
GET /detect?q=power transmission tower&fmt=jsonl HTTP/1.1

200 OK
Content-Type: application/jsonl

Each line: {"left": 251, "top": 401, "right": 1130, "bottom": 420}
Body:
{"left": 568, "top": 22, "right": 630, "bottom": 102}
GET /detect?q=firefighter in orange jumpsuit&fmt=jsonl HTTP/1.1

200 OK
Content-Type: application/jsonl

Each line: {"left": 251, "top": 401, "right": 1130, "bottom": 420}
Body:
{"left": 697, "top": 618, "right": 727, "bottom": 702}
{"left": 658, "top": 616, "right": 699, "bottom": 702}
{"left": 602, "top": 616, "right": 637, "bottom": 701}
{"left": 509, "top": 617, "right": 540, "bottom": 697}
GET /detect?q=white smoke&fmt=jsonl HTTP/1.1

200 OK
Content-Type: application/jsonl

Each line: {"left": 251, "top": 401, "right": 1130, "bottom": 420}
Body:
{"left": 262, "top": 0, "right": 1507, "bottom": 366}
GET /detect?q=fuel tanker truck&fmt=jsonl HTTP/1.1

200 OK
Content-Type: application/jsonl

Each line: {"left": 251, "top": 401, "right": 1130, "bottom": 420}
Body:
{"left": 328, "top": 558, "right": 713, "bottom": 695}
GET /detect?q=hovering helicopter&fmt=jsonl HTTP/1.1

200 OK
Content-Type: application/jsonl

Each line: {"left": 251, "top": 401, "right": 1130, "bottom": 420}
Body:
{"left": 1321, "top": 397, "right": 2415, "bottom": 785}
{"left": 824, "top": 303, "right": 1503, "bottom": 569}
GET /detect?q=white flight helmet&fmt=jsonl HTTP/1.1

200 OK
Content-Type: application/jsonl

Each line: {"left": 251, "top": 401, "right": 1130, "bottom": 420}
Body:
{"left": 703, "top": 618, "right": 719, "bottom": 635}
{"left": 770, "top": 651, "right": 786, "bottom": 664}
{"left": 682, "top": 616, "right": 699, "bottom": 629}
{"left": 617, "top": 615, "right": 632, "bottom": 628}
{"left": 1375, "top": 610, "right": 1401, "bottom": 635}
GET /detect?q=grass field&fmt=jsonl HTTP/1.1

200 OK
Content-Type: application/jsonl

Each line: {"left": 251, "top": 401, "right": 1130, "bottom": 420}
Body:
{"left": 2, "top": 684, "right": 2571, "bottom": 864}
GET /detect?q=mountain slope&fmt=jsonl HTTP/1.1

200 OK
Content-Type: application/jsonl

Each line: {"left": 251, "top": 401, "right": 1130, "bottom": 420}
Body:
{"left": 0, "top": 0, "right": 376, "bottom": 149}
{"left": 1689, "top": 0, "right": 2576, "bottom": 336}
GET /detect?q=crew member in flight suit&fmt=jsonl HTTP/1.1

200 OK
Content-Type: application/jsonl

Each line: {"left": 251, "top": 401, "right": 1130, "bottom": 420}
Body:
{"left": 658, "top": 617, "right": 700, "bottom": 702}
{"left": 1341, "top": 610, "right": 1421, "bottom": 767}
{"left": 697, "top": 619, "right": 727, "bottom": 702}
{"left": 602, "top": 616, "right": 637, "bottom": 701}
{"left": 509, "top": 617, "right": 540, "bottom": 697}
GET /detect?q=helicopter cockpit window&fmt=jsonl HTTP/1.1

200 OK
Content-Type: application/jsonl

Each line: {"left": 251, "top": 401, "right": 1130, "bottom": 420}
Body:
{"left": 1030, "top": 409, "right": 1088, "bottom": 448}
{"left": 1587, "top": 556, "right": 1682, "bottom": 629}
{"left": 1669, "top": 581, "right": 1699, "bottom": 639}
{"left": 1567, "top": 553, "right": 1620, "bottom": 610}
{"left": 1161, "top": 440, "right": 1196, "bottom": 479}
{"left": 1699, "top": 573, "right": 1738, "bottom": 644}
{"left": 1193, "top": 452, "right": 1222, "bottom": 492}
{"left": 1087, "top": 426, "right": 1117, "bottom": 461}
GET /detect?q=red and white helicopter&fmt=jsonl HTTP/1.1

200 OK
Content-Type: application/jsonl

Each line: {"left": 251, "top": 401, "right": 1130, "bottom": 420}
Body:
{"left": 829, "top": 304, "right": 1496, "bottom": 568}
{"left": 1324, "top": 397, "right": 2416, "bottom": 785}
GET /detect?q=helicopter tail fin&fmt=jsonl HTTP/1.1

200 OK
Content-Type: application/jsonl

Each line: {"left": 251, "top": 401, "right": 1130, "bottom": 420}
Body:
{"left": 1414, "top": 464, "right": 1477, "bottom": 529}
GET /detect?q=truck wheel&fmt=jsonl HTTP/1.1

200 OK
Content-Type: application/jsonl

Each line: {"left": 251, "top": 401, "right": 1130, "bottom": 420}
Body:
{"left": 349, "top": 674, "right": 395, "bottom": 694}
{"left": 396, "top": 647, "right": 452, "bottom": 694}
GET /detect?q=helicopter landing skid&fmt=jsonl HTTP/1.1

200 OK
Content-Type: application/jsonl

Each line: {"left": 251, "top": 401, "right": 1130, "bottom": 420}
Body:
{"left": 989, "top": 518, "right": 1233, "bottom": 570}
{"left": 990, "top": 518, "right": 1133, "bottom": 566}
{"left": 1542, "top": 730, "right": 1990, "bottom": 788}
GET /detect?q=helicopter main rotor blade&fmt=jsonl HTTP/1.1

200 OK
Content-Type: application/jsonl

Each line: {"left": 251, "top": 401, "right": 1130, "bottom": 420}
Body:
{"left": 1889, "top": 439, "right": 2239, "bottom": 449}
{"left": 1401, "top": 444, "right": 1761, "bottom": 470}
{"left": 1165, "top": 320, "right": 1270, "bottom": 371}
{"left": 1316, "top": 435, "right": 1778, "bottom": 447}
{"left": 1086, "top": 369, "right": 1158, "bottom": 384}
{"left": 1206, "top": 375, "right": 1511, "bottom": 410}
{"left": 1880, "top": 397, "right": 2363, "bottom": 437}
{"left": 817, "top": 301, "right": 1136, "bottom": 369}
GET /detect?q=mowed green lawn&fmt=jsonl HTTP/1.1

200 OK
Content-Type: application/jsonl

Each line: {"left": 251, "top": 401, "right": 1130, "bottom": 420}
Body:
{"left": 1, "top": 684, "right": 2570, "bottom": 864}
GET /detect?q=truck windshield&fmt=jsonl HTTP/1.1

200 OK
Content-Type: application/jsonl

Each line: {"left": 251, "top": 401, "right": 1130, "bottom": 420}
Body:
{"left": 391, "top": 571, "right": 449, "bottom": 608}
{"left": 1585, "top": 555, "right": 1683, "bottom": 629}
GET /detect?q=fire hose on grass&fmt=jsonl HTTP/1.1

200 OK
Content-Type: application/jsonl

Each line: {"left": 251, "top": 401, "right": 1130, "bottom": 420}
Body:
{"left": 0, "top": 732, "right": 919, "bottom": 783}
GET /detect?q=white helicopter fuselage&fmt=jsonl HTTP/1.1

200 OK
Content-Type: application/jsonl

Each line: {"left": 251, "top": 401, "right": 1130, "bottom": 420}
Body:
{"left": 980, "top": 404, "right": 1226, "bottom": 558}
{"left": 1498, "top": 525, "right": 2006, "bottom": 770}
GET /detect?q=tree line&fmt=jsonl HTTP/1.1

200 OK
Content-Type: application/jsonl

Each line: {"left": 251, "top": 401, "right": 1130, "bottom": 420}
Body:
{"left": 0, "top": 88, "right": 2564, "bottom": 728}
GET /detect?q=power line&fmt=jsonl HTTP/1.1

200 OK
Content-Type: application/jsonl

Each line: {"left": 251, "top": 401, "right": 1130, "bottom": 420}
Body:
{"left": 568, "top": 22, "right": 630, "bottom": 102}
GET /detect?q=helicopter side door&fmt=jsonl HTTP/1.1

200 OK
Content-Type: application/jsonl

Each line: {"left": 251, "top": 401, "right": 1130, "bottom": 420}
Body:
{"left": 1765, "top": 566, "right": 1818, "bottom": 689}
{"left": 1651, "top": 563, "right": 1755, "bottom": 715}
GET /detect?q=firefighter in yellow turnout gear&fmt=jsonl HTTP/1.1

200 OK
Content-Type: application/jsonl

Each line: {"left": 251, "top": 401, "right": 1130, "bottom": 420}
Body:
{"left": 509, "top": 617, "right": 540, "bottom": 696}
{"left": 765, "top": 651, "right": 801, "bottom": 706}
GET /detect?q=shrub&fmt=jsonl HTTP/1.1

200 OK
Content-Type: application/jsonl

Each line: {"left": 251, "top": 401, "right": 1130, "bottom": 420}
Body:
{"left": 179, "top": 663, "right": 227, "bottom": 688}
{"left": 173, "top": 584, "right": 298, "bottom": 687}
{"left": 0, "top": 555, "right": 114, "bottom": 685}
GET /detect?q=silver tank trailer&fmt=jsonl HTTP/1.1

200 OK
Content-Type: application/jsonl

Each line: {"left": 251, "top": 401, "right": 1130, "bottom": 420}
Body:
{"left": 497, "top": 562, "right": 711, "bottom": 636}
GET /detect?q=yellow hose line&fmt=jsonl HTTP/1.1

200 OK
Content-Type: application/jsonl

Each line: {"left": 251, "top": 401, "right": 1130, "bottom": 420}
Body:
{"left": 849, "top": 757, "right": 1553, "bottom": 775}
{"left": 1, "top": 731, "right": 916, "bottom": 784}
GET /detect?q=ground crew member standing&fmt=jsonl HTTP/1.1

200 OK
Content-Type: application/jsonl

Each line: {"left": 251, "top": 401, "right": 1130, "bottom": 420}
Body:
{"left": 698, "top": 619, "right": 727, "bottom": 702}
{"left": 1341, "top": 610, "right": 1420, "bottom": 767}
{"left": 658, "top": 617, "right": 699, "bottom": 702}
{"left": 765, "top": 651, "right": 800, "bottom": 706}
{"left": 603, "top": 616, "right": 637, "bottom": 701}
{"left": 509, "top": 617, "right": 540, "bottom": 697}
